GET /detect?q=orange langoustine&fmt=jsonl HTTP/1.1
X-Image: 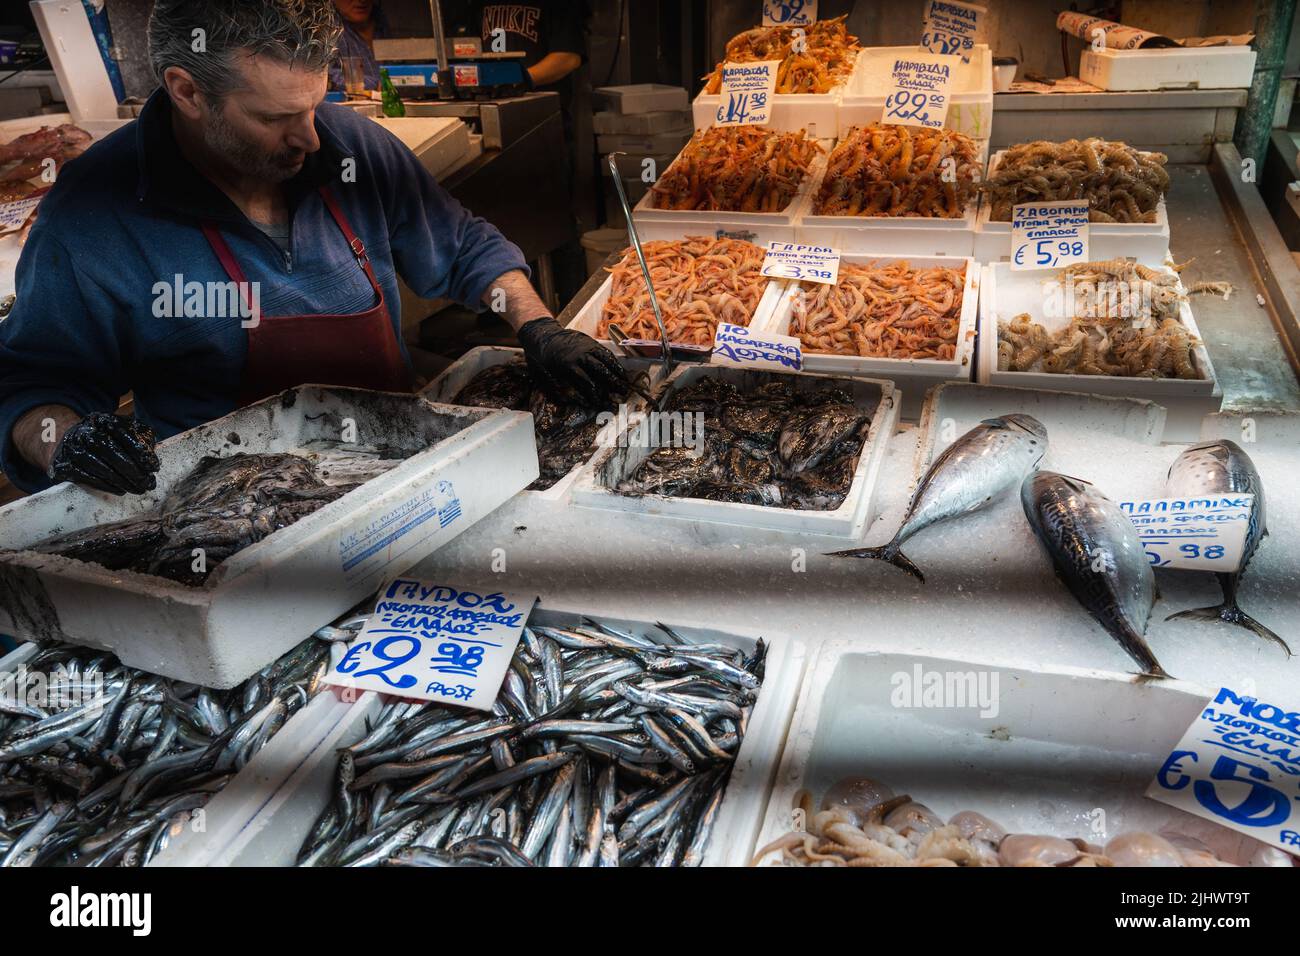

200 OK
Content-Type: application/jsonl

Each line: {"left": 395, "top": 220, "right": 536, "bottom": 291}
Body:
{"left": 813, "top": 124, "right": 981, "bottom": 219}
{"left": 650, "top": 126, "right": 823, "bottom": 213}
{"left": 703, "top": 16, "right": 861, "bottom": 95}
{"left": 597, "top": 237, "right": 768, "bottom": 346}
{"left": 790, "top": 260, "right": 967, "bottom": 360}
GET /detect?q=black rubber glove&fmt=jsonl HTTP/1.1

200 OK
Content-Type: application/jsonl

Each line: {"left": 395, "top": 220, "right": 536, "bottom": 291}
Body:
{"left": 48, "top": 412, "right": 161, "bottom": 495}
{"left": 516, "top": 317, "right": 630, "bottom": 407}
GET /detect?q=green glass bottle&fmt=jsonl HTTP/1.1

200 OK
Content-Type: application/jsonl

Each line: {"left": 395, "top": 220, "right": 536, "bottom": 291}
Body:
{"left": 380, "top": 68, "right": 406, "bottom": 117}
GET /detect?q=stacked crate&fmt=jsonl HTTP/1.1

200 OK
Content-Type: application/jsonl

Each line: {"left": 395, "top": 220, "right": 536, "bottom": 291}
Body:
{"left": 593, "top": 84, "right": 693, "bottom": 226}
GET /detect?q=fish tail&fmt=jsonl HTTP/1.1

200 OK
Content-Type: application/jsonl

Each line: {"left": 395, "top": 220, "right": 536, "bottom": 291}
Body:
{"left": 824, "top": 541, "right": 925, "bottom": 582}
{"left": 1164, "top": 605, "right": 1292, "bottom": 657}
{"left": 1113, "top": 624, "right": 1172, "bottom": 681}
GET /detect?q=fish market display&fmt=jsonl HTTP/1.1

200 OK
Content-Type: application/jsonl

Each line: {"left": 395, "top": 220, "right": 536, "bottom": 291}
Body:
{"left": 28, "top": 452, "right": 366, "bottom": 586}
{"left": 1021, "top": 472, "right": 1167, "bottom": 679}
{"left": 983, "top": 139, "right": 1169, "bottom": 223}
{"left": 812, "top": 124, "right": 980, "bottom": 218}
{"left": 597, "top": 237, "right": 767, "bottom": 345}
{"left": 828, "top": 415, "right": 1047, "bottom": 580}
{"left": 649, "top": 126, "right": 822, "bottom": 213}
{"left": 298, "top": 620, "right": 765, "bottom": 867}
{"left": 997, "top": 260, "right": 1205, "bottom": 379}
{"left": 0, "top": 635, "right": 331, "bottom": 867}
{"left": 751, "top": 776, "right": 1242, "bottom": 866}
{"left": 617, "top": 375, "right": 871, "bottom": 510}
{"left": 789, "top": 260, "right": 967, "bottom": 359}
{"left": 452, "top": 359, "right": 635, "bottom": 491}
{"left": 703, "top": 16, "right": 860, "bottom": 94}
{"left": 1162, "top": 440, "right": 1289, "bottom": 654}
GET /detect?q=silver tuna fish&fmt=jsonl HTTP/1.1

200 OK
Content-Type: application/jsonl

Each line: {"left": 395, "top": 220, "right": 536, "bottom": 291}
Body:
{"left": 1021, "top": 472, "right": 1168, "bottom": 679}
{"left": 826, "top": 414, "right": 1048, "bottom": 581}
{"left": 1162, "top": 440, "right": 1289, "bottom": 655}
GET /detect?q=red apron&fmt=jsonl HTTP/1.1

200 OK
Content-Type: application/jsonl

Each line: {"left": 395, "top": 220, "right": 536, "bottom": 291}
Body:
{"left": 201, "top": 186, "right": 413, "bottom": 405}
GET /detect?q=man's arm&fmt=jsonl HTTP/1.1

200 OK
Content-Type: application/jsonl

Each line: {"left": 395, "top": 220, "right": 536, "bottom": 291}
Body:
{"left": 12, "top": 405, "right": 80, "bottom": 474}
{"left": 0, "top": 227, "right": 130, "bottom": 492}
{"left": 528, "top": 52, "right": 581, "bottom": 87}
{"left": 482, "top": 269, "right": 551, "bottom": 330}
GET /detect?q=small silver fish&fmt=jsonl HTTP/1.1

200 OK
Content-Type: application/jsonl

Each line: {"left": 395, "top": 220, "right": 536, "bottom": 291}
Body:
{"left": 1021, "top": 472, "right": 1168, "bottom": 679}
{"left": 827, "top": 415, "right": 1048, "bottom": 580}
{"left": 1162, "top": 440, "right": 1289, "bottom": 655}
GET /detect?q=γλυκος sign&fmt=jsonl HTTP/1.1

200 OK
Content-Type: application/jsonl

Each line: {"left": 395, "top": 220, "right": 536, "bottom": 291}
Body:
{"left": 884, "top": 53, "right": 957, "bottom": 130}
{"left": 716, "top": 60, "right": 780, "bottom": 126}
{"left": 323, "top": 579, "right": 534, "bottom": 710}
{"left": 1011, "top": 199, "right": 1089, "bottom": 270}
{"left": 1119, "top": 494, "right": 1253, "bottom": 571}
{"left": 1147, "top": 684, "right": 1300, "bottom": 859}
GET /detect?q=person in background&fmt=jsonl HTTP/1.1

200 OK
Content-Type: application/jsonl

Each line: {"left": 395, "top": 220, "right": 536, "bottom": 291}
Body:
{"left": 448, "top": 2, "right": 589, "bottom": 301}
{"left": 327, "top": 0, "right": 387, "bottom": 91}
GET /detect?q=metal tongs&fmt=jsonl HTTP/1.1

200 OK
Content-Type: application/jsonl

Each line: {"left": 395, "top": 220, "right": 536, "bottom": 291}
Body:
{"left": 607, "top": 152, "right": 674, "bottom": 388}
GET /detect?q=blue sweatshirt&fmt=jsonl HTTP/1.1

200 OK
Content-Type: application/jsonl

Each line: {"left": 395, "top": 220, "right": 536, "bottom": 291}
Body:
{"left": 0, "top": 89, "right": 528, "bottom": 492}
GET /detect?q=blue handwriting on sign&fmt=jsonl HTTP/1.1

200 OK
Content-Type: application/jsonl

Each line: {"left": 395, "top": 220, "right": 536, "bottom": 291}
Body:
{"left": 430, "top": 642, "right": 486, "bottom": 678}
{"left": 335, "top": 636, "right": 420, "bottom": 689}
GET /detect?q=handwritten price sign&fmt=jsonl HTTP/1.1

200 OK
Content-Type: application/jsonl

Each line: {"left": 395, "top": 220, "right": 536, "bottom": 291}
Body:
{"left": 763, "top": 0, "right": 817, "bottom": 26}
{"left": 1147, "top": 685, "right": 1300, "bottom": 858}
{"left": 884, "top": 54, "right": 956, "bottom": 130}
{"left": 760, "top": 240, "right": 841, "bottom": 284}
{"left": 711, "top": 322, "right": 803, "bottom": 372}
{"left": 1120, "top": 495, "right": 1253, "bottom": 571}
{"left": 1010, "top": 200, "right": 1089, "bottom": 271}
{"left": 716, "top": 60, "right": 779, "bottom": 126}
{"left": 921, "top": 0, "right": 985, "bottom": 63}
{"left": 324, "top": 579, "right": 533, "bottom": 710}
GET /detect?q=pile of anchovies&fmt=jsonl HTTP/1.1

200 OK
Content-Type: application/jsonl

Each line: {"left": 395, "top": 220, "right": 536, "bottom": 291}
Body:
{"left": 300, "top": 621, "right": 766, "bottom": 867}
{"left": 0, "top": 637, "right": 331, "bottom": 867}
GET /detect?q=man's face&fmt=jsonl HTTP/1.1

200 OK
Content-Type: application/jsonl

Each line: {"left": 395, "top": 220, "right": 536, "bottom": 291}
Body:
{"left": 334, "top": 0, "right": 374, "bottom": 25}
{"left": 200, "top": 53, "right": 327, "bottom": 182}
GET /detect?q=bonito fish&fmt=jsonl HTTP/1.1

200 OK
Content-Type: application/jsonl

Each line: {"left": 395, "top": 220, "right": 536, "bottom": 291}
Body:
{"left": 827, "top": 415, "right": 1047, "bottom": 581}
{"left": 1021, "top": 472, "right": 1167, "bottom": 679}
{"left": 1162, "top": 440, "right": 1289, "bottom": 655}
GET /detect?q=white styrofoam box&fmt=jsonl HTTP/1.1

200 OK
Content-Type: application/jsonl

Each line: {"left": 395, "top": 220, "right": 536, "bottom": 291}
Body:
{"left": 566, "top": 259, "right": 789, "bottom": 348}
{"left": 370, "top": 116, "right": 471, "bottom": 179}
{"left": 148, "top": 688, "right": 352, "bottom": 866}
{"left": 838, "top": 44, "right": 994, "bottom": 140}
{"left": 974, "top": 150, "right": 1171, "bottom": 264}
{"left": 1080, "top": 46, "right": 1257, "bottom": 92}
{"left": 171, "top": 610, "right": 807, "bottom": 867}
{"left": 633, "top": 147, "right": 828, "bottom": 236}
{"left": 0, "top": 387, "right": 538, "bottom": 688}
{"left": 752, "top": 643, "right": 1280, "bottom": 867}
{"left": 593, "top": 109, "right": 693, "bottom": 136}
{"left": 977, "top": 263, "right": 1223, "bottom": 441}
{"left": 419, "top": 346, "right": 657, "bottom": 501}
{"left": 756, "top": 255, "right": 977, "bottom": 418}
{"left": 594, "top": 84, "right": 690, "bottom": 115}
{"left": 596, "top": 129, "right": 694, "bottom": 155}
{"left": 572, "top": 365, "right": 899, "bottom": 539}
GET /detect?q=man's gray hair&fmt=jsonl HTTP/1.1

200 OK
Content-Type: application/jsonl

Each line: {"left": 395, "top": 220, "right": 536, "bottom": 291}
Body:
{"left": 149, "top": 0, "right": 342, "bottom": 99}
